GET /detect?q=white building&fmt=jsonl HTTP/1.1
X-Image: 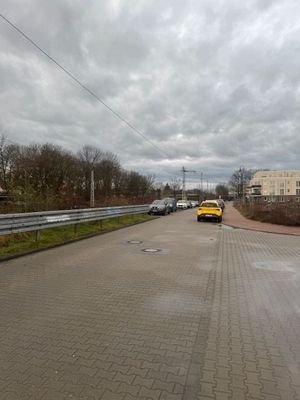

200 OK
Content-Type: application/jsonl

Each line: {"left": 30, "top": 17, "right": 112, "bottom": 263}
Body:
{"left": 247, "top": 170, "right": 300, "bottom": 200}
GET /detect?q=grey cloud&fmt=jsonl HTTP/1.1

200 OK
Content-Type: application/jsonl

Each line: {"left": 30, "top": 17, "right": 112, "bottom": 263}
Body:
{"left": 1, "top": 0, "right": 300, "bottom": 186}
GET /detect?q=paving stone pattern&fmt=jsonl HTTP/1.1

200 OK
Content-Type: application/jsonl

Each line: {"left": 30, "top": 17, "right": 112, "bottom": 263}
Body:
{"left": 197, "top": 228, "right": 300, "bottom": 400}
{"left": 0, "top": 210, "right": 300, "bottom": 399}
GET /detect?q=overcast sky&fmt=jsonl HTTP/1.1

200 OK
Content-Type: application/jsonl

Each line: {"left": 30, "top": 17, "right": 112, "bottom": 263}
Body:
{"left": 1, "top": 0, "right": 300, "bottom": 187}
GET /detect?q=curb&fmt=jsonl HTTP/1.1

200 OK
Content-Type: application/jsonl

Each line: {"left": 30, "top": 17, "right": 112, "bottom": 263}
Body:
{"left": 222, "top": 223, "right": 300, "bottom": 237}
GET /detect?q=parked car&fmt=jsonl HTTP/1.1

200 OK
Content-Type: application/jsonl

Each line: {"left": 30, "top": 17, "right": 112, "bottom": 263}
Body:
{"left": 190, "top": 200, "right": 199, "bottom": 208}
{"left": 197, "top": 200, "right": 223, "bottom": 222}
{"left": 186, "top": 200, "right": 193, "bottom": 208}
{"left": 176, "top": 199, "right": 189, "bottom": 209}
{"left": 148, "top": 199, "right": 170, "bottom": 215}
{"left": 163, "top": 197, "right": 177, "bottom": 212}
{"left": 215, "top": 198, "right": 225, "bottom": 210}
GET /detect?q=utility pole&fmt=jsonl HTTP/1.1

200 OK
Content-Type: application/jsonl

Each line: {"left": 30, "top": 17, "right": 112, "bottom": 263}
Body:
{"left": 201, "top": 172, "right": 203, "bottom": 193}
{"left": 90, "top": 168, "right": 95, "bottom": 208}
{"left": 182, "top": 166, "right": 196, "bottom": 200}
{"left": 182, "top": 167, "right": 185, "bottom": 200}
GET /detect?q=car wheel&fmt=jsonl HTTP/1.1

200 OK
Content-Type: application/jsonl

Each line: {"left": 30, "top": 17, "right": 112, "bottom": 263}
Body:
{"left": 197, "top": 216, "right": 201, "bottom": 222}
{"left": 218, "top": 217, "right": 222, "bottom": 223}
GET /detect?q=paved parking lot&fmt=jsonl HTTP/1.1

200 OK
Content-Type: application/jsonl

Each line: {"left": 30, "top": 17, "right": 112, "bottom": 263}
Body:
{"left": 1, "top": 209, "right": 300, "bottom": 399}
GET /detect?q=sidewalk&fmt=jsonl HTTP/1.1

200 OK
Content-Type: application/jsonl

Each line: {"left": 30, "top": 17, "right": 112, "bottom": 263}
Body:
{"left": 223, "top": 201, "right": 300, "bottom": 236}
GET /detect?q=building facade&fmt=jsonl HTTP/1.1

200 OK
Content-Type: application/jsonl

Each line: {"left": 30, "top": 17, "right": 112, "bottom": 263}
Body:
{"left": 247, "top": 170, "right": 300, "bottom": 201}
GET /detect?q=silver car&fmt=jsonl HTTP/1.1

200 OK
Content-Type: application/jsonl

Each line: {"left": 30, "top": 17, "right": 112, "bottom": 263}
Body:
{"left": 148, "top": 200, "right": 170, "bottom": 215}
{"left": 176, "top": 200, "right": 189, "bottom": 209}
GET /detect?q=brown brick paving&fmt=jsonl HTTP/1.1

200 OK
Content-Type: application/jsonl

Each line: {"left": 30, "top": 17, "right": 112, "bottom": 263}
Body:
{"left": 1, "top": 209, "right": 300, "bottom": 399}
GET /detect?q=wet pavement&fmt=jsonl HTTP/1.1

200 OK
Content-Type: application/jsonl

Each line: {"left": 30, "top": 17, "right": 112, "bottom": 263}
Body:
{"left": 0, "top": 209, "right": 300, "bottom": 399}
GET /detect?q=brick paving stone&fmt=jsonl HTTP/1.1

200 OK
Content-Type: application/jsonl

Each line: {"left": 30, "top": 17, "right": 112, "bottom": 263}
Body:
{"left": 116, "top": 382, "right": 140, "bottom": 396}
{"left": 101, "top": 391, "right": 124, "bottom": 400}
{"left": 79, "top": 384, "right": 105, "bottom": 398}
{"left": 152, "top": 379, "right": 174, "bottom": 392}
{"left": 123, "top": 396, "right": 148, "bottom": 400}
{"left": 1, "top": 210, "right": 300, "bottom": 399}
{"left": 215, "top": 392, "right": 231, "bottom": 400}
{"left": 41, "top": 390, "right": 67, "bottom": 400}
{"left": 138, "top": 386, "right": 161, "bottom": 399}
{"left": 160, "top": 392, "right": 183, "bottom": 400}
{"left": 132, "top": 376, "right": 153, "bottom": 388}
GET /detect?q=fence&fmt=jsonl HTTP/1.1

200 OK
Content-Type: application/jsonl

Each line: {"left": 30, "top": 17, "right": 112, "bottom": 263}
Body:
{"left": 0, "top": 205, "right": 149, "bottom": 237}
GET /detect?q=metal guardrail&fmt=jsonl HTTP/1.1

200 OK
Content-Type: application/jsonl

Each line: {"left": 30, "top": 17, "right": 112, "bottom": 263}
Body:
{"left": 0, "top": 205, "right": 149, "bottom": 236}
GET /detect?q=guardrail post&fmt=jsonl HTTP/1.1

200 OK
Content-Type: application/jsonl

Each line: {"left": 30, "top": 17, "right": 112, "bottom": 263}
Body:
{"left": 74, "top": 224, "right": 78, "bottom": 235}
{"left": 35, "top": 230, "right": 40, "bottom": 242}
{"left": 98, "top": 220, "right": 103, "bottom": 230}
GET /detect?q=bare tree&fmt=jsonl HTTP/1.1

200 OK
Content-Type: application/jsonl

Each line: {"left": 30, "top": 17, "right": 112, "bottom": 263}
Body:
{"left": 229, "top": 167, "right": 253, "bottom": 198}
{"left": 169, "top": 177, "right": 181, "bottom": 198}
{"left": 96, "top": 152, "right": 120, "bottom": 198}
{"left": 215, "top": 184, "right": 229, "bottom": 199}
{"left": 77, "top": 145, "right": 103, "bottom": 200}
{"left": 0, "top": 135, "right": 19, "bottom": 192}
{"left": 10, "top": 143, "right": 78, "bottom": 210}
{"left": 78, "top": 145, "right": 102, "bottom": 167}
{"left": 1, "top": 138, "right": 157, "bottom": 210}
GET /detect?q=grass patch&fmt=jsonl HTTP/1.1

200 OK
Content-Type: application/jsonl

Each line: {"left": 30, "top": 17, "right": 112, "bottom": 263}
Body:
{"left": 0, "top": 213, "right": 155, "bottom": 259}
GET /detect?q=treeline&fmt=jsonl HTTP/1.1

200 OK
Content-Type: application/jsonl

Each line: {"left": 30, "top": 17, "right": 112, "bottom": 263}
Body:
{"left": 0, "top": 136, "right": 154, "bottom": 211}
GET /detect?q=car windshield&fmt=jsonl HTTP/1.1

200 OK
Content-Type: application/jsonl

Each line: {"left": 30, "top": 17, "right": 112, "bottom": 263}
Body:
{"left": 201, "top": 202, "right": 218, "bottom": 208}
{"left": 152, "top": 200, "right": 164, "bottom": 204}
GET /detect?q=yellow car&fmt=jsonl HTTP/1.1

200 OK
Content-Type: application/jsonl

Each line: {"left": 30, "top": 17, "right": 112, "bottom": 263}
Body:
{"left": 197, "top": 200, "right": 223, "bottom": 223}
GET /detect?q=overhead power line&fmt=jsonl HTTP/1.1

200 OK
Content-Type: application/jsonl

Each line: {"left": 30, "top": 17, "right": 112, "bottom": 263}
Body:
{"left": 0, "top": 13, "right": 170, "bottom": 158}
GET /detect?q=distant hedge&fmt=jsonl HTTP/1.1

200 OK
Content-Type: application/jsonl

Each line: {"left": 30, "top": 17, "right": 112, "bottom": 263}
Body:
{"left": 234, "top": 202, "right": 300, "bottom": 226}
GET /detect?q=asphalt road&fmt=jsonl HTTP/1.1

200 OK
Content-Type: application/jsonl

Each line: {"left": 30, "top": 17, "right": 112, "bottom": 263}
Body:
{"left": 1, "top": 209, "right": 300, "bottom": 400}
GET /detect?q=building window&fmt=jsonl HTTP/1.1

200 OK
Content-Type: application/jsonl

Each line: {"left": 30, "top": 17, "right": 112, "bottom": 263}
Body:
{"left": 296, "top": 189, "right": 300, "bottom": 196}
{"left": 280, "top": 189, "right": 284, "bottom": 195}
{"left": 296, "top": 181, "right": 300, "bottom": 187}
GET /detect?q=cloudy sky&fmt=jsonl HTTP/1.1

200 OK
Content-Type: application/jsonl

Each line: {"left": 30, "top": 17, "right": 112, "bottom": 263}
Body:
{"left": 1, "top": 0, "right": 300, "bottom": 187}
